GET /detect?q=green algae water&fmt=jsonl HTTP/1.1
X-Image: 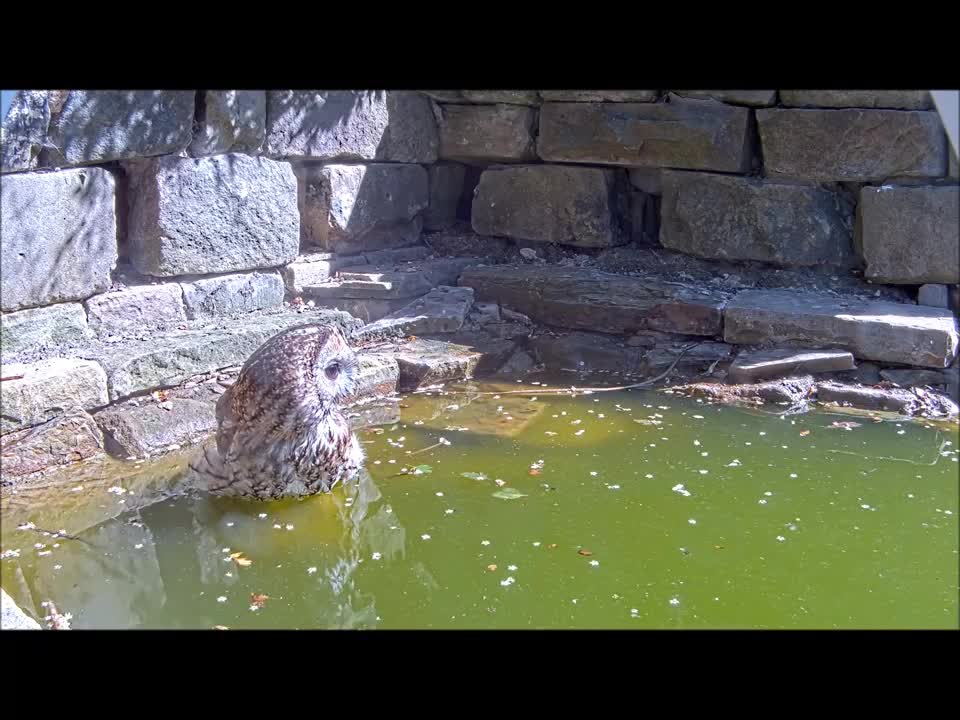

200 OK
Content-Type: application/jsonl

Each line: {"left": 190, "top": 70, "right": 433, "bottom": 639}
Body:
{"left": 2, "top": 378, "right": 958, "bottom": 629}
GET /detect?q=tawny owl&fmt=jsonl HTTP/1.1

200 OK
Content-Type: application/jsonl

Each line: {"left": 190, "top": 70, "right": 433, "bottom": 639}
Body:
{"left": 185, "top": 323, "right": 365, "bottom": 500}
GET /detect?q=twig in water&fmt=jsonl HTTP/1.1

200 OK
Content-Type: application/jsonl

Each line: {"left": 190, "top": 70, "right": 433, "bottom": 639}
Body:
{"left": 471, "top": 342, "right": 704, "bottom": 397}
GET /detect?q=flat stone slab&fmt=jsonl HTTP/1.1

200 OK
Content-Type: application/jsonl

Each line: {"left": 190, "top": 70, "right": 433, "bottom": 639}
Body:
{"left": 878, "top": 368, "right": 953, "bottom": 388}
{"left": 382, "top": 338, "right": 482, "bottom": 391}
{"left": 727, "top": 349, "right": 855, "bottom": 383}
{"left": 460, "top": 265, "right": 726, "bottom": 336}
{"left": 1, "top": 303, "right": 93, "bottom": 356}
{"left": 93, "top": 309, "right": 361, "bottom": 401}
{"left": 437, "top": 103, "right": 537, "bottom": 163}
{"left": 675, "top": 376, "right": 817, "bottom": 407}
{"left": 660, "top": 171, "right": 856, "bottom": 268}
{"left": 94, "top": 397, "right": 218, "bottom": 459}
{"left": 265, "top": 91, "right": 438, "bottom": 163}
{"left": 472, "top": 165, "right": 630, "bottom": 248}
{"left": 1, "top": 358, "right": 109, "bottom": 433}
{"left": 179, "top": 271, "right": 284, "bottom": 320}
{"left": 540, "top": 90, "right": 657, "bottom": 102}
{"left": 344, "top": 354, "right": 400, "bottom": 403}
{"left": 305, "top": 258, "right": 478, "bottom": 301}
{"left": 537, "top": 95, "right": 752, "bottom": 172}
{"left": 0, "top": 410, "right": 104, "bottom": 481}
{"left": 360, "top": 286, "right": 475, "bottom": 337}
{"left": 858, "top": 185, "right": 959, "bottom": 285}
{"left": 756, "top": 108, "right": 947, "bottom": 182}
{"left": 85, "top": 283, "right": 187, "bottom": 335}
{"left": 126, "top": 153, "right": 299, "bottom": 277}
{"left": 1, "top": 167, "right": 118, "bottom": 311}
{"left": 724, "top": 290, "right": 959, "bottom": 369}
{"left": 816, "top": 382, "right": 952, "bottom": 416}
{"left": 673, "top": 90, "right": 777, "bottom": 106}
{"left": 189, "top": 90, "right": 266, "bottom": 156}
{"left": 779, "top": 90, "right": 933, "bottom": 110}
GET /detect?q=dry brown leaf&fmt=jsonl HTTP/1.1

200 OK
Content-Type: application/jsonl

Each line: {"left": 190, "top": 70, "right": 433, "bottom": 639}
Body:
{"left": 486, "top": 564, "right": 497, "bottom": 572}
{"left": 577, "top": 548, "right": 593, "bottom": 556}
{"left": 799, "top": 430, "right": 811, "bottom": 437}
{"left": 528, "top": 468, "right": 542, "bottom": 476}
{"left": 230, "top": 552, "right": 252, "bottom": 567}
{"left": 250, "top": 593, "right": 269, "bottom": 609}
{"left": 548, "top": 543, "right": 558, "bottom": 549}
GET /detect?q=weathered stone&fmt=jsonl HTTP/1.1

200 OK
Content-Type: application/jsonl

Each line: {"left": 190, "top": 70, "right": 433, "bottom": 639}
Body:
{"left": 462, "top": 91, "right": 540, "bottom": 106}
{"left": 126, "top": 154, "right": 299, "bottom": 276}
{"left": 643, "top": 341, "right": 737, "bottom": 373}
{"left": 537, "top": 96, "right": 752, "bottom": 172}
{"left": 780, "top": 91, "right": 933, "bottom": 110}
{"left": 344, "top": 355, "right": 400, "bottom": 403}
{"left": 724, "top": 290, "right": 959, "bottom": 368}
{"left": 472, "top": 165, "right": 630, "bottom": 248}
{"left": 97, "top": 309, "right": 361, "bottom": 401}
{"left": 918, "top": 284, "right": 952, "bottom": 308}
{"left": 879, "top": 368, "right": 952, "bottom": 387}
{"left": 660, "top": 171, "right": 857, "bottom": 268}
{"left": 189, "top": 90, "right": 266, "bottom": 156}
{"left": 531, "top": 332, "right": 645, "bottom": 373}
{"left": 1, "top": 588, "right": 41, "bottom": 629}
{"left": 346, "top": 398, "right": 401, "bottom": 429}
{"left": 307, "top": 298, "right": 413, "bottom": 324}
{"left": 461, "top": 265, "right": 725, "bottom": 336}
{"left": 757, "top": 108, "right": 947, "bottom": 181}
{"left": 728, "top": 348, "right": 855, "bottom": 384}
{"left": 1, "top": 90, "right": 50, "bottom": 173}
{"left": 387, "top": 339, "right": 482, "bottom": 391}
{"left": 677, "top": 376, "right": 817, "bottom": 407}
{"left": 495, "top": 348, "right": 536, "bottom": 376}
{"left": 540, "top": 90, "right": 658, "bottom": 102}
{"left": 94, "top": 398, "right": 216, "bottom": 459}
{"left": 265, "top": 91, "right": 438, "bottom": 163}
{"left": 42, "top": 90, "right": 194, "bottom": 167}
{"left": 424, "top": 227, "right": 513, "bottom": 259}
{"left": 1, "top": 304, "right": 92, "bottom": 356}
{"left": 1, "top": 359, "right": 109, "bottom": 433}
{"left": 628, "top": 168, "right": 662, "bottom": 195}
{"left": 179, "top": 271, "right": 284, "bottom": 320}
{"left": 84, "top": 284, "right": 186, "bottom": 336}
{"left": 673, "top": 90, "right": 777, "bottom": 107}
{"left": 282, "top": 258, "right": 336, "bottom": 294}
{"left": 816, "top": 382, "right": 926, "bottom": 414}
{"left": 361, "top": 286, "right": 475, "bottom": 337}
{"left": 0, "top": 410, "right": 104, "bottom": 479}
{"left": 425, "top": 164, "right": 466, "bottom": 231}
{"left": 1, "top": 168, "right": 117, "bottom": 311}
{"left": 438, "top": 104, "right": 536, "bottom": 163}
{"left": 858, "top": 185, "right": 959, "bottom": 284}
{"left": 298, "top": 163, "right": 427, "bottom": 253}
{"left": 356, "top": 246, "right": 432, "bottom": 266}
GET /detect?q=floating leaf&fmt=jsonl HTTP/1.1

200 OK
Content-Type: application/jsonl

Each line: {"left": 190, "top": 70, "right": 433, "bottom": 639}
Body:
{"left": 250, "top": 593, "right": 269, "bottom": 609}
{"left": 547, "top": 544, "right": 558, "bottom": 549}
{"left": 230, "top": 552, "right": 252, "bottom": 567}
{"left": 799, "top": 430, "right": 811, "bottom": 436}
{"left": 212, "top": 625, "right": 230, "bottom": 630}
{"left": 528, "top": 468, "right": 542, "bottom": 476}
{"left": 486, "top": 564, "right": 498, "bottom": 572}
{"left": 829, "top": 421, "right": 861, "bottom": 431}
{"left": 412, "top": 465, "right": 433, "bottom": 475}
{"left": 462, "top": 472, "right": 487, "bottom": 481}
{"left": 492, "top": 487, "right": 528, "bottom": 500}
{"left": 577, "top": 548, "right": 593, "bottom": 556}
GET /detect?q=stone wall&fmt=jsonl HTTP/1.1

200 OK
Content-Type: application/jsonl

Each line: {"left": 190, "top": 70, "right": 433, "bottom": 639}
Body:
{"left": 2, "top": 89, "right": 959, "bottom": 479}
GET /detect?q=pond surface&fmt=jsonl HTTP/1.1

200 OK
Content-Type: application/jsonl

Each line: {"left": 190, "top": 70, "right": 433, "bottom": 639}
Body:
{"left": 2, "top": 378, "right": 958, "bottom": 629}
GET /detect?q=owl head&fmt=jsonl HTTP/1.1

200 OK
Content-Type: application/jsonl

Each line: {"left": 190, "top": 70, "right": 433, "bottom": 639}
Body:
{"left": 230, "top": 323, "right": 360, "bottom": 414}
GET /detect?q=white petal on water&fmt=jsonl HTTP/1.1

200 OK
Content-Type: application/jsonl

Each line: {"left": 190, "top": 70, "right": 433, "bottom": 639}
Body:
{"left": 646, "top": 474, "right": 654, "bottom": 479}
{"left": 445, "top": 509, "right": 455, "bottom": 514}
{"left": 589, "top": 560, "right": 599, "bottom": 567}
{"left": 307, "top": 567, "right": 318, "bottom": 574}
{"left": 508, "top": 564, "right": 518, "bottom": 571}
{"left": 669, "top": 597, "right": 680, "bottom": 606}
{"left": 764, "top": 491, "right": 773, "bottom": 496}
{"left": 500, "top": 576, "right": 515, "bottom": 587}
{"left": 776, "top": 536, "right": 786, "bottom": 542}
{"left": 217, "top": 596, "right": 227, "bottom": 603}
{"left": 698, "top": 469, "right": 708, "bottom": 475}
{"left": 134, "top": 543, "right": 144, "bottom": 550}
{"left": 688, "top": 518, "right": 697, "bottom": 525}
{"left": 533, "top": 542, "right": 541, "bottom": 547}
{"left": 258, "top": 513, "right": 267, "bottom": 519}
{"left": 421, "top": 534, "right": 431, "bottom": 540}
{"left": 435, "top": 492, "right": 444, "bottom": 497}
{"left": 758, "top": 499, "right": 768, "bottom": 505}
{"left": 481, "top": 540, "right": 490, "bottom": 546}
{"left": 372, "top": 552, "right": 382, "bottom": 561}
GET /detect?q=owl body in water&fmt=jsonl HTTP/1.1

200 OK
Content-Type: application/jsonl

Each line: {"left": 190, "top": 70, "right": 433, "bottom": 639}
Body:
{"left": 186, "top": 324, "right": 364, "bottom": 500}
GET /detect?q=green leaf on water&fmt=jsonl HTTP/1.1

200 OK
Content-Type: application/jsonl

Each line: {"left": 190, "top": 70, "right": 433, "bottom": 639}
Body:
{"left": 492, "top": 487, "right": 528, "bottom": 500}
{"left": 412, "top": 465, "right": 433, "bottom": 475}
{"left": 462, "top": 472, "right": 487, "bottom": 481}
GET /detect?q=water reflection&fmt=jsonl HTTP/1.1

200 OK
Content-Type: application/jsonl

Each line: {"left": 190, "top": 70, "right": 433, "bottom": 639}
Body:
{"left": 6, "top": 468, "right": 406, "bottom": 629}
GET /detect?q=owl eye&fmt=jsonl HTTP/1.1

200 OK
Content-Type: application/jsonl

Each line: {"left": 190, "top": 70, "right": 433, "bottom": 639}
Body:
{"left": 324, "top": 362, "right": 341, "bottom": 381}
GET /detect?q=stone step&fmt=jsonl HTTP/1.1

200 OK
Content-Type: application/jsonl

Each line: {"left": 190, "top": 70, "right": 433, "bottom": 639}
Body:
{"left": 459, "top": 265, "right": 726, "bottom": 336}
{"left": 727, "top": 348, "right": 856, "bottom": 384}
{"left": 1, "top": 358, "right": 110, "bottom": 433}
{"left": 724, "top": 290, "right": 959, "bottom": 369}
{"left": 372, "top": 338, "right": 482, "bottom": 392}
{"left": 356, "top": 286, "right": 475, "bottom": 339}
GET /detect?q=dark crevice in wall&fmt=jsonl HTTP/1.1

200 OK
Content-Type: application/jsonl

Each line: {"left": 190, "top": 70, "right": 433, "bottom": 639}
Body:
{"left": 456, "top": 165, "right": 483, "bottom": 223}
